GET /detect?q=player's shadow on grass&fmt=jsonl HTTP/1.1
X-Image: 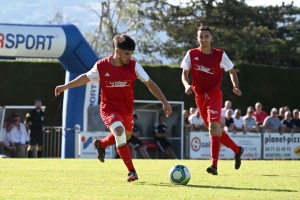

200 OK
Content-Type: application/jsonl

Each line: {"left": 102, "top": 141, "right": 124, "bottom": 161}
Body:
{"left": 136, "top": 182, "right": 297, "bottom": 193}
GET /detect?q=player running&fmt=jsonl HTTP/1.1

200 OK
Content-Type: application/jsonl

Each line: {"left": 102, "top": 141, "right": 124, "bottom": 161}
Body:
{"left": 180, "top": 26, "right": 244, "bottom": 175}
{"left": 55, "top": 34, "right": 172, "bottom": 182}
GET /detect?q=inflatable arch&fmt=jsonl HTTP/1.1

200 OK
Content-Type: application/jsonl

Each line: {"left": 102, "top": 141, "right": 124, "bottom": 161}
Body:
{"left": 0, "top": 23, "right": 100, "bottom": 158}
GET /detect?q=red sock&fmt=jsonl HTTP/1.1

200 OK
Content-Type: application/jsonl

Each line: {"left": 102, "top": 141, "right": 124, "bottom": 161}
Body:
{"left": 100, "top": 133, "right": 115, "bottom": 149}
{"left": 211, "top": 136, "right": 220, "bottom": 168}
{"left": 117, "top": 145, "right": 135, "bottom": 172}
{"left": 220, "top": 131, "right": 239, "bottom": 154}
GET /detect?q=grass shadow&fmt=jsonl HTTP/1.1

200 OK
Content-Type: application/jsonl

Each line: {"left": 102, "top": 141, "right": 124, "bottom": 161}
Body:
{"left": 135, "top": 182, "right": 298, "bottom": 193}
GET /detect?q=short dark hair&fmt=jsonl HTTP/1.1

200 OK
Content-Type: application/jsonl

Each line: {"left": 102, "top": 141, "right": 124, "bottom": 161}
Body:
{"left": 198, "top": 26, "right": 213, "bottom": 35}
{"left": 113, "top": 34, "right": 135, "bottom": 51}
{"left": 133, "top": 114, "right": 138, "bottom": 119}
{"left": 159, "top": 114, "right": 164, "bottom": 118}
{"left": 12, "top": 114, "right": 19, "bottom": 118}
{"left": 35, "top": 99, "right": 42, "bottom": 104}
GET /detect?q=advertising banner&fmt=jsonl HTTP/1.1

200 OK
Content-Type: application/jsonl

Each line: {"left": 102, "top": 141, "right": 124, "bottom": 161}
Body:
{"left": 0, "top": 25, "right": 66, "bottom": 57}
{"left": 190, "top": 131, "right": 261, "bottom": 159}
{"left": 80, "top": 131, "right": 115, "bottom": 159}
{"left": 263, "top": 133, "right": 300, "bottom": 159}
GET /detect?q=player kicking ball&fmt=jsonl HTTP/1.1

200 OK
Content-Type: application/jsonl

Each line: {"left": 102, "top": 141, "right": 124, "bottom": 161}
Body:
{"left": 55, "top": 34, "right": 172, "bottom": 182}
{"left": 180, "top": 26, "right": 244, "bottom": 175}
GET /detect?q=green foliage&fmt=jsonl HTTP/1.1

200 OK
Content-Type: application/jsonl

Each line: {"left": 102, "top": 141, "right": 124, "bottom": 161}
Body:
{"left": 1, "top": 61, "right": 299, "bottom": 125}
{"left": 0, "top": 159, "right": 299, "bottom": 199}
{"left": 137, "top": 0, "right": 300, "bottom": 67}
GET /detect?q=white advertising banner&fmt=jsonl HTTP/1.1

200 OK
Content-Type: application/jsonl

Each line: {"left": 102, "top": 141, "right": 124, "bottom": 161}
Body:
{"left": 0, "top": 25, "right": 66, "bottom": 57}
{"left": 80, "top": 131, "right": 115, "bottom": 159}
{"left": 190, "top": 132, "right": 261, "bottom": 159}
{"left": 263, "top": 133, "right": 300, "bottom": 159}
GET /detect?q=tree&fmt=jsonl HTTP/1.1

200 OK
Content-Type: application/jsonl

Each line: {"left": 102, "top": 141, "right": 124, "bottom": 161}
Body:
{"left": 138, "top": 0, "right": 300, "bottom": 67}
{"left": 83, "top": 0, "right": 164, "bottom": 63}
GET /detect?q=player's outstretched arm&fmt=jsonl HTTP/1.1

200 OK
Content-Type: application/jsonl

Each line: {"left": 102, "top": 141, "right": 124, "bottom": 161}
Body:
{"left": 228, "top": 68, "right": 242, "bottom": 96}
{"left": 143, "top": 79, "right": 172, "bottom": 117}
{"left": 55, "top": 74, "right": 91, "bottom": 97}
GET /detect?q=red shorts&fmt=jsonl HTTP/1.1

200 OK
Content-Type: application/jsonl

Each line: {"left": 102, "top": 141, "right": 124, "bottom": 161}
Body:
{"left": 100, "top": 110, "right": 133, "bottom": 132}
{"left": 195, "top": 91, "right": 222, "bottom": 126}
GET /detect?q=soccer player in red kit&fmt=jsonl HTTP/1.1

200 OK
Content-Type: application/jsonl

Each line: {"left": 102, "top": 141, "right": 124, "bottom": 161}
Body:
{"left": 181, "top": 26, "right": 244, "bottom": 175}
{"left": 54, "top": 34, "right": 172, "bottom": 182}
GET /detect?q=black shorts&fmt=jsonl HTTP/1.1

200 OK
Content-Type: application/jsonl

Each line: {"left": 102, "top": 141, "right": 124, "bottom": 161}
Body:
{"left": 29, "top": 130, "right": 44, "bottom": 146}
{"left": 155, "top": 138, "right": 171, "bottom": 152}
{"left": 127, "top": 135, "right": 143, "bottom": 150}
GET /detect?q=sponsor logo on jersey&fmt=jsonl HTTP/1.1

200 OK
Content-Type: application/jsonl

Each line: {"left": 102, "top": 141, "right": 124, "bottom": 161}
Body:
{"left": 105, "top": 72, "right": 110, "bottom": 77}
{"left": 210, "top": 110, "right": 218, "bottom": 114}
{"left": 194, "top": 64, "right": 214, "bottom": 74}
{"left": 105, "top": 80, "right": 131, "bottom": 87}
{"left": 194, "top": 57, "right": 199, "bottom": 60}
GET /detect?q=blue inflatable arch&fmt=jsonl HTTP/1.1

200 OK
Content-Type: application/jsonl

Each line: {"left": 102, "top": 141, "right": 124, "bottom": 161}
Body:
{"left": 0, "top": 23, "right": 99, "bottom": 158}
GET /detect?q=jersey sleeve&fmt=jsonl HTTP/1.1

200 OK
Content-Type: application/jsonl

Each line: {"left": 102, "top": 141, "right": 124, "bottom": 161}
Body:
{"left": 135, "top": 62, "right": 149, "bottom": 82}
{"left": 86, "top": 62, "right": 100, "bottom": 82}
{"left": 180, "top": 51, "right": 191, "bottom": 70}
{"left": 220, "top": 52, "right": 234, "bottom": 71}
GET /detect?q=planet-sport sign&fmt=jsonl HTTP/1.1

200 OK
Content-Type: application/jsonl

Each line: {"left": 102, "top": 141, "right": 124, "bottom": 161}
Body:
{"left": 0, "top": 25, "right": 66, "bottom": 57}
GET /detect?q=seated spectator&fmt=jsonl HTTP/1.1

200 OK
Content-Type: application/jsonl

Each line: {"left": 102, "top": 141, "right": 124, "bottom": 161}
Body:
{"left": 281, "top": 111, "right": 295, "bottom": 134}
{"left": 127, "top": 114, "right": 151, "bottom": 159}
{"left": 189, "top": 110, "right": 207, "bottom": 131}
{"left": 221, "top": 100, "right": 234, "bottom": 118}
{"left": 263, "top": 108, "right": 283, "bottom": 134}
{"left": 12, "top": 114, "right": 29, "bottom": 158}
{"left": 243, "top": 106, "right": 256, "bottom": 121}
{"left": 291, "top": 109, "right": 300, "bottom": 132}
{"left": 253, "top": 102, "right": 268, "bottom": 125}
{"left": 244, "top": 110, "right": 258, "bottom": 133}
{"left": 189, "top": 107, "right": 196, "bottom": 116}
{"left": 0, "top": 121, "right": 17, "bottom": 158}
{"left": 223, "top": 110, "right": 234, "bottom": 132}
{"left": 154, "top": 114, "right": 177, "bottom": 159}
{"left": 278, "top": 107, "right": 286, "bottom": 121}
{"left": 232, "top": 109, "right": 246, "bottom": 134}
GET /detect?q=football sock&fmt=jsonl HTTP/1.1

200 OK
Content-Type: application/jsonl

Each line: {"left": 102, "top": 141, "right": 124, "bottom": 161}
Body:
{"left": 100, "top": 132, "right": 116, "bottom": 149}
{"left": 117, "top": 144, "right": 135, "bottom": 172}
{"left": 28, "top": 150, "right": 33, "bottom": 158}
{"left": 211, "top": 136, "right": 220, "bottom": 168}
{"left": 37, "top": 150, "right": 43, "bottom": 158}
{"left": 220, "top": 131, "right": 239, "bottom": 154}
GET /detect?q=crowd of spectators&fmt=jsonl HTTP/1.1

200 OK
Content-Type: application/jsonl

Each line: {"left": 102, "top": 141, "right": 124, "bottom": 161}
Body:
{"left": 184, "top": 101, "right": 300, "bottom": 135}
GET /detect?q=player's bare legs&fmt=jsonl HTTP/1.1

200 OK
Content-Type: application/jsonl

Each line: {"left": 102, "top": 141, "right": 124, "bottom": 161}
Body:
{"left": 207, "top": 122, "right": 221, "bottom": 175}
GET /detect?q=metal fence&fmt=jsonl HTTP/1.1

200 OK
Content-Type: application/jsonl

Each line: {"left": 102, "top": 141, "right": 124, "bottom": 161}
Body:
{"left": 43, "top": 126, "right": 62, "bottom": 158}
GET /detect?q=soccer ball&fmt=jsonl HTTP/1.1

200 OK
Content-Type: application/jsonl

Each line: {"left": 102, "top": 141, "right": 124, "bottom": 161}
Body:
{"left": 169, "top": 165, "right": 191, "bottom": 185}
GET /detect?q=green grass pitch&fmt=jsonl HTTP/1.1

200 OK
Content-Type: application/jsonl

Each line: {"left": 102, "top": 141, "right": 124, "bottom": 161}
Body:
{"left": 0, "top": 159, "right": 299, "bottom": 199}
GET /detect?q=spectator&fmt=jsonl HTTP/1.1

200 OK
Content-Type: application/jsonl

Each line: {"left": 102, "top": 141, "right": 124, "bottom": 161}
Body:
{"left": 284, "top": 106, "right": 290, "bottom": 112}
{"left": 189, "top": 107, "right": 196, "bottom": 116}
{"left": 243, "top": 106, "right": 256, "bottom": 121}
{"left": 25, "top": 99, "right": 45, "bottom": 158}
{"left": 291, "top": 109, "right": 300, "bottom": 132}
{"left": 154, "top": 114, "right": 177, "bottom": 159}
{"left": 281, "top": 111, "right": 295, "bottom": 134}
{"left": 127, "top": 114, "right": 151, "bottom": 159}
{"left": 253, "top": 102, "right": 268, "bottom": 125}
{"left": 223, "top": 110, "right": 234, "bottom": 132}
{"left": 278, "top": 107, "right": 286, "bottom": 121}
{"left": 243, "top": 110, "right": 258, "bottom": 133}
{"left": 232, "top": 109, "right": 246, "bottom": 134}
{"left": 12, "top": 115, "right": 29, "bottom": 158}
{"left": 221, "top": 100, "right": 234, "bottom": 126}
{"left": 189, "top": 110, "right": 208, "bottom": 131}
{"left": 263, "top": 108, "right": 283, "bottom": 134}
{"left": 0, "top": 121, "right": 17, "bottom": 158}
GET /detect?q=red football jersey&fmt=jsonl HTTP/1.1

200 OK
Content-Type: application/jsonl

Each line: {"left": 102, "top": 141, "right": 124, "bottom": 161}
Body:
{"left": 181, "top": 47, "right": 234, "bottom": 95}
{"left": 86, "top": 56, "right": 149, "bottom": 115}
